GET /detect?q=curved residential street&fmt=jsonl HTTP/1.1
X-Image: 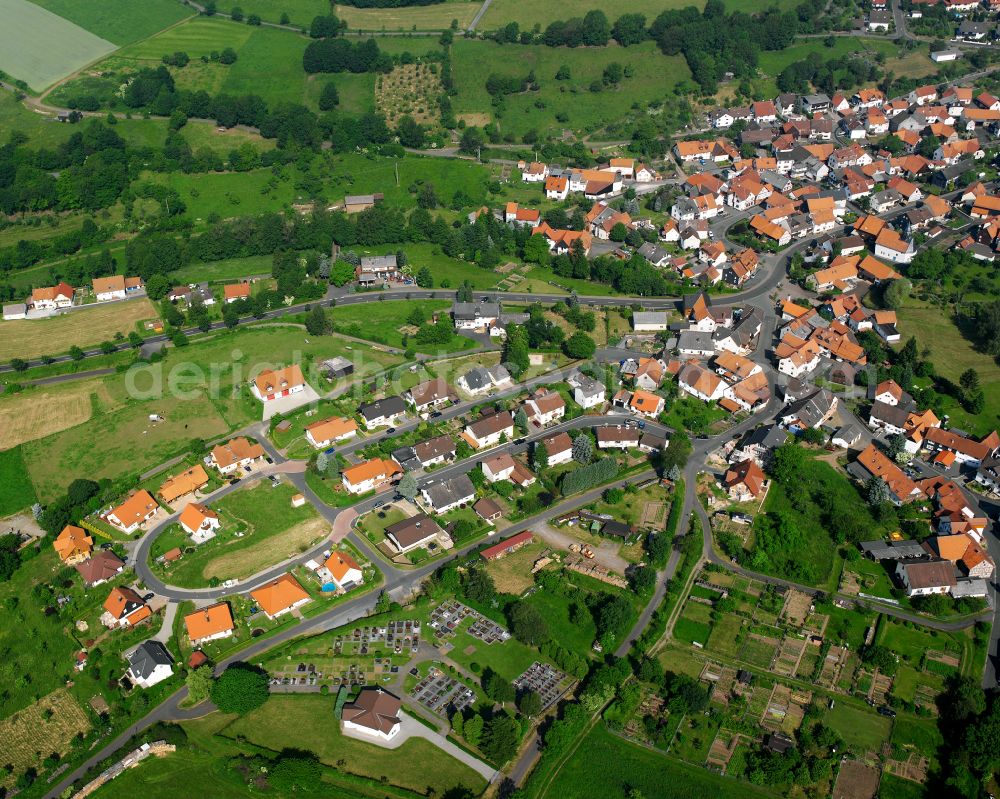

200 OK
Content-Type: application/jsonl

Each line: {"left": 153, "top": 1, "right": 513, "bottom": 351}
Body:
{"left": 33, "top": 144, "right": 1000, "bottom": 799}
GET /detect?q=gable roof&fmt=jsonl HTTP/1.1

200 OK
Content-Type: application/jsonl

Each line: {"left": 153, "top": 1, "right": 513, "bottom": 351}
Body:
{"left": 342, "top": 458, "right": 401, "bottom": 487}
{"left": 54, "top": 525, "right": 93, "bottom": 561}
{"left": 74, "top": 550, "right": 124, "bottom": 585}
{"left": 250, "top": 573, "right": 310, "bottom": 616}
{"left": 385, "top": 513, "right": 443, "bottom": 548}
{"left": 128, "top": 640, "right": 173, "bottom": 680}
{"left": 724, "top": 459, "right": 766, "bottom": 496}
{"left": 158, "top": 464, "right": 209, "bottom": 504}
{"left": 184, "top": 602, "right": 234, "bottom": 640}
{"left": 178, "top": 502, "right": 218, "bottom": 532}
{"left": 305, "top": 416, "right": 357, "bottom": 443}
{"left": 325, "top": 550, "right": 362, "bottom": 583}
{"left": 254, "top": 365, "right": 305, "bottom": 396}
{"left": 342, "top": 688, "right": 401, "bottom": 734}
{"left": 211, "top": 437, "right": 265, "bottom": 469}
{"left": 855, "top": 443, "right": 919, "bottom": 502}
{"left": 109, "top": 490, "right": 158, "bottom": 527}
{"left": 103, "top": 586, "right": 146, "bottom": 621}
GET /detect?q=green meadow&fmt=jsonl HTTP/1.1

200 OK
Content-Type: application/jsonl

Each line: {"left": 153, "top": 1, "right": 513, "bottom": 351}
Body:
{"left": 450, "top": 39, "right": 691, "bottom": 136}
{"left": 28, "top": 0, "right": 193, "bottom": 45}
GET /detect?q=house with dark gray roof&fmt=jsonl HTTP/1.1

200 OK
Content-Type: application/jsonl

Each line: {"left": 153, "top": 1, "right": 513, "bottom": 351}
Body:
{"left": 126, "top": 640, "right": 174, "bottom": 688}
{"left": 421, "top": 474, "right": 476, "bottom": 514}
{"left": 779, "top": 388, "right": 837, "bottom": 431}
{"left": 358, "top": 396, "right": 407, "bottom": 429}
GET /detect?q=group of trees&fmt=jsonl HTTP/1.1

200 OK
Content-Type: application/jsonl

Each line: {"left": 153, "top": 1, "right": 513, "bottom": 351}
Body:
{"left": 651, "top": 2, "right": 798, "bottom": 93}
{"left": 339, "top": 0, "right": 444, "bottom": 7}
{"left": 561, "top": 456, "right": 618, "bottom": 496}
{"left": 777, "top": 49, "right": 883, "bottom": 96}
{"left": 303, "top": 37, "right": 394, "bottom": 74}
{"left": 0, "top": 123, "right": 130, "bottom": 215}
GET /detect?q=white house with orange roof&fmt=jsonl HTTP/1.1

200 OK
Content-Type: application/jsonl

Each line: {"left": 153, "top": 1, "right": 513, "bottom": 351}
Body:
{"left": 107, "top": 490, "right": 159, "bottom": 534}
{"left": 179, "top": 502, "right": 221, "bottom": 543}
{"left": 544, "top": 175, "right": 569, "bottom": 200}
{"left": 342, "top": 458, "right": 401, "bottom": 495}
{"left": 251, "top": 573, "right": 311, "bottom": 620}
{"left": 521, "top": 161, "right": 548, "bottom": 182}
{"left": 223, "top": 283, "right": 251, "bottom": 303}
{"left": 30, "top": 282, "right": 74, "bottom": 310}
{"left": 102, "top": 587, "right": 151, "bottom": 629}
{"left": 252, "top": 365, "right": 306, "bottom": 402}
{"left": 629, "top": 389, "right": 665, "bottom": 418}
{"left": 184, "top": 603, "right": 234, "bottom": 645}
{"left": 321, "top": 550, "right": 364, "bottom": 589}
{"left": 305, "top": 416, "right": 358, "bottom": 449}
{"left": 93, "top": 275, "right": 144, "bottom": 302}
{"left": 503, "top": 202, "right": 541, "bottom": 228}
{"left": 678, "top": 362, "right": 728, "bottom": 402}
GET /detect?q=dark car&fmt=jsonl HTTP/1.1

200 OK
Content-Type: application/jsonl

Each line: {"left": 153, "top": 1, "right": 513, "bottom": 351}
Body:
{"left": 877, "top": 706, "right": 896, "bottom": 718}
{"left": 430, "top": 411, "right": 443, "bottom": 418}
{"left": 324, "top": 447, "right": 336, "bottom": 455}
{"left": 386, "top": 427, "right": 396, "bottom": 434}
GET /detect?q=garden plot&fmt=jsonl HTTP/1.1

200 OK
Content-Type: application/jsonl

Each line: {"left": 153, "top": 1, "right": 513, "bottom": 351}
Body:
{"left": 781, "top": 589, "right": 814, "bottom": 626}
{"left": 741, "top": 633, "right": 779, "bottom": 669}
{"left": 410, "top": 666, "right": 475, "bottom": 716}
{"left": 705, "top": 665, "right": 737, "bottom": 705}
{"left": 375, "top": 62, "right": 443, "bottom": 129}
{"left": 885, "top": 751, "right": 928, "bottom": 785}
{"left": 760, "top": 684, "right": 812, "bottom": 735}
{"left": 513, "top": 661, "right": 572, "bottom": 711}
{"left": 816, "top": 645, "right": 851, "bottom": 690}
{"left": 707, "top": 730, "right": 749, "bottom": 773}
{"left": 772, "top": 635, "right": 808, "bottom": 677}
{"left": 0, "top": 689, "right": 90, "bottom": 783}
{"left": 832, "top": 759, "right": 881, "bottom": 799}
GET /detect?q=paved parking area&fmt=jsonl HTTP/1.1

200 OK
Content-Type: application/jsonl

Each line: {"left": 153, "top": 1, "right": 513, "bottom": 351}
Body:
{"left": 262, "top": 385, "right": 322, "bottom": 421}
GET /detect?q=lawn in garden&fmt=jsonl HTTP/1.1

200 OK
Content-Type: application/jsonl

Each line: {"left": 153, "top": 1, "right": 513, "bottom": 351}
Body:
{"left": 154, "top": 482, "right": 325, "bottom": 587}
{"left": 222, "top": 694, "right": 487, "bottom": 796}
{"left": 825, "top": 702, "right": 892, "bottom": 752}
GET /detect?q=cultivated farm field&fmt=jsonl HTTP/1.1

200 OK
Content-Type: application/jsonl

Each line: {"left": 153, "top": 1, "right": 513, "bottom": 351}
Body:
{"left": 376, "top": 62, "right": 444, "bottom": 128}
{"left": 334, "top": 0, "right": 480, "bottom": 30}
{"left": 0, "top": 689, "right": 90, "bottom": 787}
{"left": 28, "top": 0, "right": 193, "bottom": 45}
{"left": 0, "top": 0, "right": 116, "bottom": 90}
{"left": 0, "top": 297, "right": 158, "bottom": 362}
{"left": 0, "top": 378, "right": 117, "bottom": 450}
